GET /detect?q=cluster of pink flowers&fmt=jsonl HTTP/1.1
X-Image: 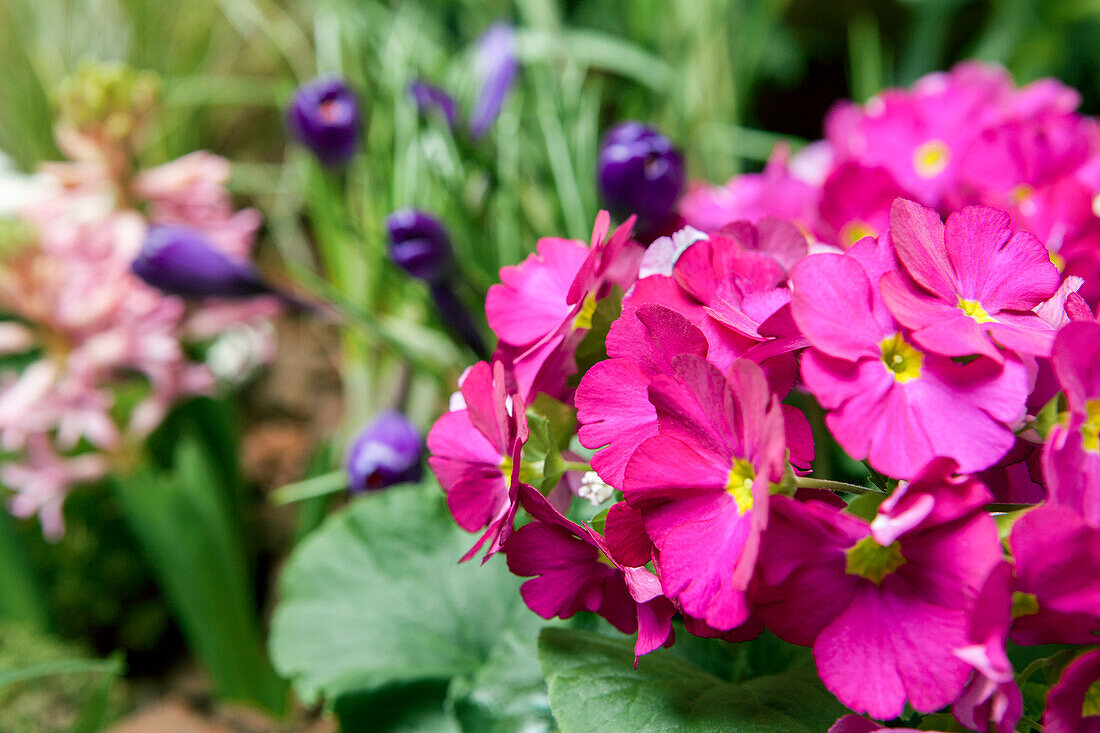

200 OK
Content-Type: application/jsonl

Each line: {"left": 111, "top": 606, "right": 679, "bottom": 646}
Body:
{"left": 429, "top": 62, "right": 1100, "bottom": 730}
{"left": 0, "top": 100, "right": 278, "bottom": 537}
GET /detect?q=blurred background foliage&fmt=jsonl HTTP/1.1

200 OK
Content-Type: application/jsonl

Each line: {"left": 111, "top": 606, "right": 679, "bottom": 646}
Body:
{"left": 2, "top": 0, "right": 1100, "bottom": 728}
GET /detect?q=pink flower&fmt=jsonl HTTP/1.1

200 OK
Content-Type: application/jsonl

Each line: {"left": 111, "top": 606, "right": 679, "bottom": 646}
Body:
{"left": 828, "top": 716, "right": 933, "bottom": 733}
{"left": 1, "top": 435, "right": 108, "bottom": 539}
{"left": 1008, "top": 503, "right": 1100, "bottom": 645}
{"left": 505, "top": 484, "right": 674, "bottom": 658}
{"left": 487, "top": 211, "right": 643, "bottom": 401}
{"left": 756, "top": 459, "right": 1001, "bottom": 720}
{"left": 951, "top": 563, "right": 1023, "bottom": 733}
{"left": 622, "top": 357, "right": 788, "bottom": 630}
{"left": 1042, "top": 320, "right": 1100, "bottom": 525}
{"left": 819, "top": 163, "right": 908, "bottom": 249}
{"left": 879, "top": 199, "right": 1061, "bottom": 362}
{"left": 679, "top": 147, "right": 820, "bottom": 234}
{"left": 791, "top": 234, "right": 1028, "bottom": 478}
{"left": 427, "top": 360, "right": 528, "bottom": 562}
{"left": 1044, "top": 649, "right": 1100, "bottom": 732}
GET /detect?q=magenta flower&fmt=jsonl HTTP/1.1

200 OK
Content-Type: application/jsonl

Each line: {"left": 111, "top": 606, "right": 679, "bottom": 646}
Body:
{"left": 828, "top": 717, "right": 931, "bottom": 733}
{"left": 1042, "top": 320, "right": 1100, "bottom": 525}
{"left": 1008, "top": 503, "right": 1100, "bottom": 645}
{"left": 756, "top": 459, "right": 1001, "bottom": 720}
{"left": 486, "top": 211, "right": 642, "bottom": 401}
{"left": 791, "top": 235, "right": 1028, "bottom": 478}
{"left": 622, "top": 357, "right": 787, "bottom": 630}
{"left": 505, "top": 484, "right": 675, "bottom": 658}
{"left": 1044, "top": 649, "right": 1100, "bottom": 732}
{"left": 951, "top": 563, "right": 1022, "bottom": 733}
{"left": 427, "top": 360, "right": 528, "bottom": 562}
{"left": 879, "top": 199, "right": 1061, "bottom": 361}
{"left": 819, "top": 163, "right": 908, "bottom": 249}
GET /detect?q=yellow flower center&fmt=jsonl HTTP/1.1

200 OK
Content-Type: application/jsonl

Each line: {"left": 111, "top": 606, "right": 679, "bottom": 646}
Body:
{"left": 839, "top": 220, "right": 876, "bottom": 249}
{"left": 845, "top": 536, "right": 906, "bottom": 585}
{"left": 572, "top": 292, "right": 598, "bottom": 330}
{"left": 880, "top": 333, "right": 923, "bottom": 382}
{"left": 958, "top": 298, "right": 996, "bottom": 324}
{"left": 1084, "top": 679, "right": 1100, "bottom": 717}
{"left": 500, "top": 454, "right": 513, "bottom": 478}
{"left": 726, "top": 459, "right": 755, "bottom": 514}
{"left": 1051, "top": 251, "right": 1067, "bottom": 271}
{"left": 1011, "top": 591, "right": 1040, "bottom": 619}
{"left": 1083, "top": 399, "right": 1100, "bottom": 454}
{"left": 913, "top": 140, "right": 951, "bottom": 179}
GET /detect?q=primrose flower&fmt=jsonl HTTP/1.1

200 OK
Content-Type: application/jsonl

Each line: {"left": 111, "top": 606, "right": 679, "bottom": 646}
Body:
{"left": 879, "top": 199, "right": 1061, "bottom": 362}
{"left": 1043, "top": 649, "right": 1100, "bottom": 732}
{"left": 407, "top": 80, "right": 458, "bottom": 129}
{"left": 791, "top": 234, "right": 1028, "bottom": 478}
{"left": 427, "top": 360, "right": 527, "bottom": 562}
{"left": 346, "top": 411, "right": 423, "bottom": 492}
{"left": 818, "top": 163, "right": 908, "bottom": 249}
{"left": 756, "top": 460, "right": 1000, "bottom": 720}
{"left": 951, "top": 563, "right": 1023, "bottom": 733}
{"left": 1008, "top": 503, "right": 1100, "bottom": 645}
{"left": 487, "top": 211, "right": 642, "bottom": 401}
{"left": 622, "top": 357, "right": 788, "bottom": 630}
{"left": 505, "top": 484, "right": 675, "bottom": 658}
{"left": 286, "top": 77, "right": 360, "bottom": 167}
{"left": 597, "top": 122, "right": 684, "bottom": 236}
{"left": 1042, "top": 320, "right": 1100, "bottom": 525}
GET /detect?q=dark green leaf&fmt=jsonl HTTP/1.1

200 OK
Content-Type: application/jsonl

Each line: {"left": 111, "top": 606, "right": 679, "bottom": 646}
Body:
{"left": 570, "top": 288, "right": 623, "bottom": 386}
{"left": 538, "top": 628, "right": 846, "bottom": 733}
{"left": 269, "top": 483, "right": 544, "bottom": 706}
{"left": 333, "top": 681, "right": 460, "bottom": 733}
{"left": 447, "top": 630, "right": 555, "bottom": 733}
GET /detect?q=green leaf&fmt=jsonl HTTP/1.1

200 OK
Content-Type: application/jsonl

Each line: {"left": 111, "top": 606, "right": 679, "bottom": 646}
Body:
{"left": 538, "top": 628, "right": 846, "bottom": 733}
{"left": 269, "top": 483, "right": 544, "bottom": 706}
{"left": 333, "top": 681, "right": 460, "bottom": 733}
{"left": 447, "top": 630, "right": 555, "bottom": 733}
{"left": 113, "top": 440, "right": 287, "bottom": 714}
{"left": 529, "top": 394, "right": 578, "bottom": 453}
{"left": 570, "top": 288, "right": 623, "bottom": 385}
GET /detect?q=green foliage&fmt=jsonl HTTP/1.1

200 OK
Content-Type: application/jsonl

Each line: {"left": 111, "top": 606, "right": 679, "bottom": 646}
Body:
{"left": 538, "top": 627, "right": 847, "bottom": 733}
{"left": 269, "top": 482, "right": 552, "bottom": 731}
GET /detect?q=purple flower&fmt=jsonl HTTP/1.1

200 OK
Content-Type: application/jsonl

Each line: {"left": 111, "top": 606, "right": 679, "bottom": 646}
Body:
{"left": 469, "top": 22, "right": 518, "bottom": 139}
{"left": 408, "top": 80, "right": 458, "bottom": 129}
{"left": 1044, "top": 649, "right": 1100, "bottom": 732}
{"left": 346, "top": 410, "right": 424, "bottom": 493}
{"left": 385, "top": 209, "right": 454, "bottom": 285}
{"left": 598, "top": 122, "right": 684, "bottom": 233}
{"left": 133, "top": 225, "right": 268, "bottom": 298}
{"left": 286, "top": 77, "right": 360, "bottom": 167}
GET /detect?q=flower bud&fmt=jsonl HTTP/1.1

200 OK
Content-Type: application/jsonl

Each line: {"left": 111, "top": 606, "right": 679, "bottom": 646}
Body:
{"left": 408, "top": 80, "right": 458, "bottom": 129}
{"left": 469, "top": 22, "right": 519, "bottom": 139}
{"left": 346, "top": 410, "right": 424, "bottom": 492}
{"left": 597, "top": 122, "right": 684, "bottom": 232}
{"left": 133, "top": 225, "right": 268, "bottom": 298}
{"left": 286, "top": 77, "right": 360, "bottom": 168}
{"left": 385, "top": 209, "right": 453, "bottom": 285}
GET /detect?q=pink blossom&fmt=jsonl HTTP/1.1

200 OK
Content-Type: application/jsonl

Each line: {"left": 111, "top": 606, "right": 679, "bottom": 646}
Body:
{"left": 505, "top": 484, "right": 674, "bottom": 658}
{"left": 1044, "top": 649, "right": 1100, "bottom": 732}
{"left": 622, "top": 357, "right": 788, "bottom": 630}
{"left": 791, "top": 234, "right": 1028, "bottom": 478}
{"left": 879, "top": 199, "right": 1061, "bottom": 362}
{"left": 2, "top": 435, "right": 108, "bottom": 539}
{"left": 756, "top": 459, "right": 1001, "bottom": 720}
{"left": 427, "top": 360, "right": 528, "bottom": 562}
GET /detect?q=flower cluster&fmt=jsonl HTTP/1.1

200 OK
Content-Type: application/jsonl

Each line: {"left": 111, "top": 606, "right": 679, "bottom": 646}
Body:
{"left": 428, "top": 62, "right": 1100, "bottom": 729}
{"left": 0, "top": 64, "right": 279, "bottom": 537}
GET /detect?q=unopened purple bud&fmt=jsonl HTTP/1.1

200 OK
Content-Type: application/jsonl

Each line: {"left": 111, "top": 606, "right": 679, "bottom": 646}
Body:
{"left": 346, "top": 410, "right": 423, "bottom": 492}
{"left": 469, "top": 22, "right": 519, "bottom": 139}
{"left": 597, "top": 122, "right": 684, "bottom": 232}
{"left": 286, "top": 77, "right": 360, "bottom": 167}
{"left": 133, "top": 225, "right": 268, "bottom": 298}
{"left": 408, "top": 80, "right": 458, "bottom": 129}
{"left": 385, "top": 209, "right": 453, "bottom": 285}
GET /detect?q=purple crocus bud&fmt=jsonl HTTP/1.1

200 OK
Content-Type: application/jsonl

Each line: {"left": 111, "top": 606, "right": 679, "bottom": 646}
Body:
{"left": 385, "top": 208, "right": 453, "bottom": 286}
{"left": 408, "top": 80, "right": 458, "bottom": 129}
{"left": 346, "top": 410, "right": 423, "bottom": 492}
{"left": 286, "top": 77, "right": 360, "bottom": 167}
{"left": 133, "top": 225, "right": 268, "bottom": 298}
{"left": 469, "top": 22, "right": 519, "bottom": 139}
{"left": 597, "top": 121, "right": 685, "bottom": 233}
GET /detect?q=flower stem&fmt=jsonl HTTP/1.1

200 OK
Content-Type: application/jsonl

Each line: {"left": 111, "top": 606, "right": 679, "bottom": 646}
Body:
{"left": 794, "top": 476, "right": 885, "bottom": 495}
{"left": 562, "top": 460, "right": 592, "bottom": 473}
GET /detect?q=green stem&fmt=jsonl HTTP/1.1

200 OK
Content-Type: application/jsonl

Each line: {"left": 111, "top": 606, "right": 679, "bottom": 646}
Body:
{"left": 562, "top": 460, "right": 592, "bottom": 473}
{"left": 270, "top": 470, "right": 348, "bottom": 505}
{"left": 794, "top": 476, "right": 884, "bottom": 495}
